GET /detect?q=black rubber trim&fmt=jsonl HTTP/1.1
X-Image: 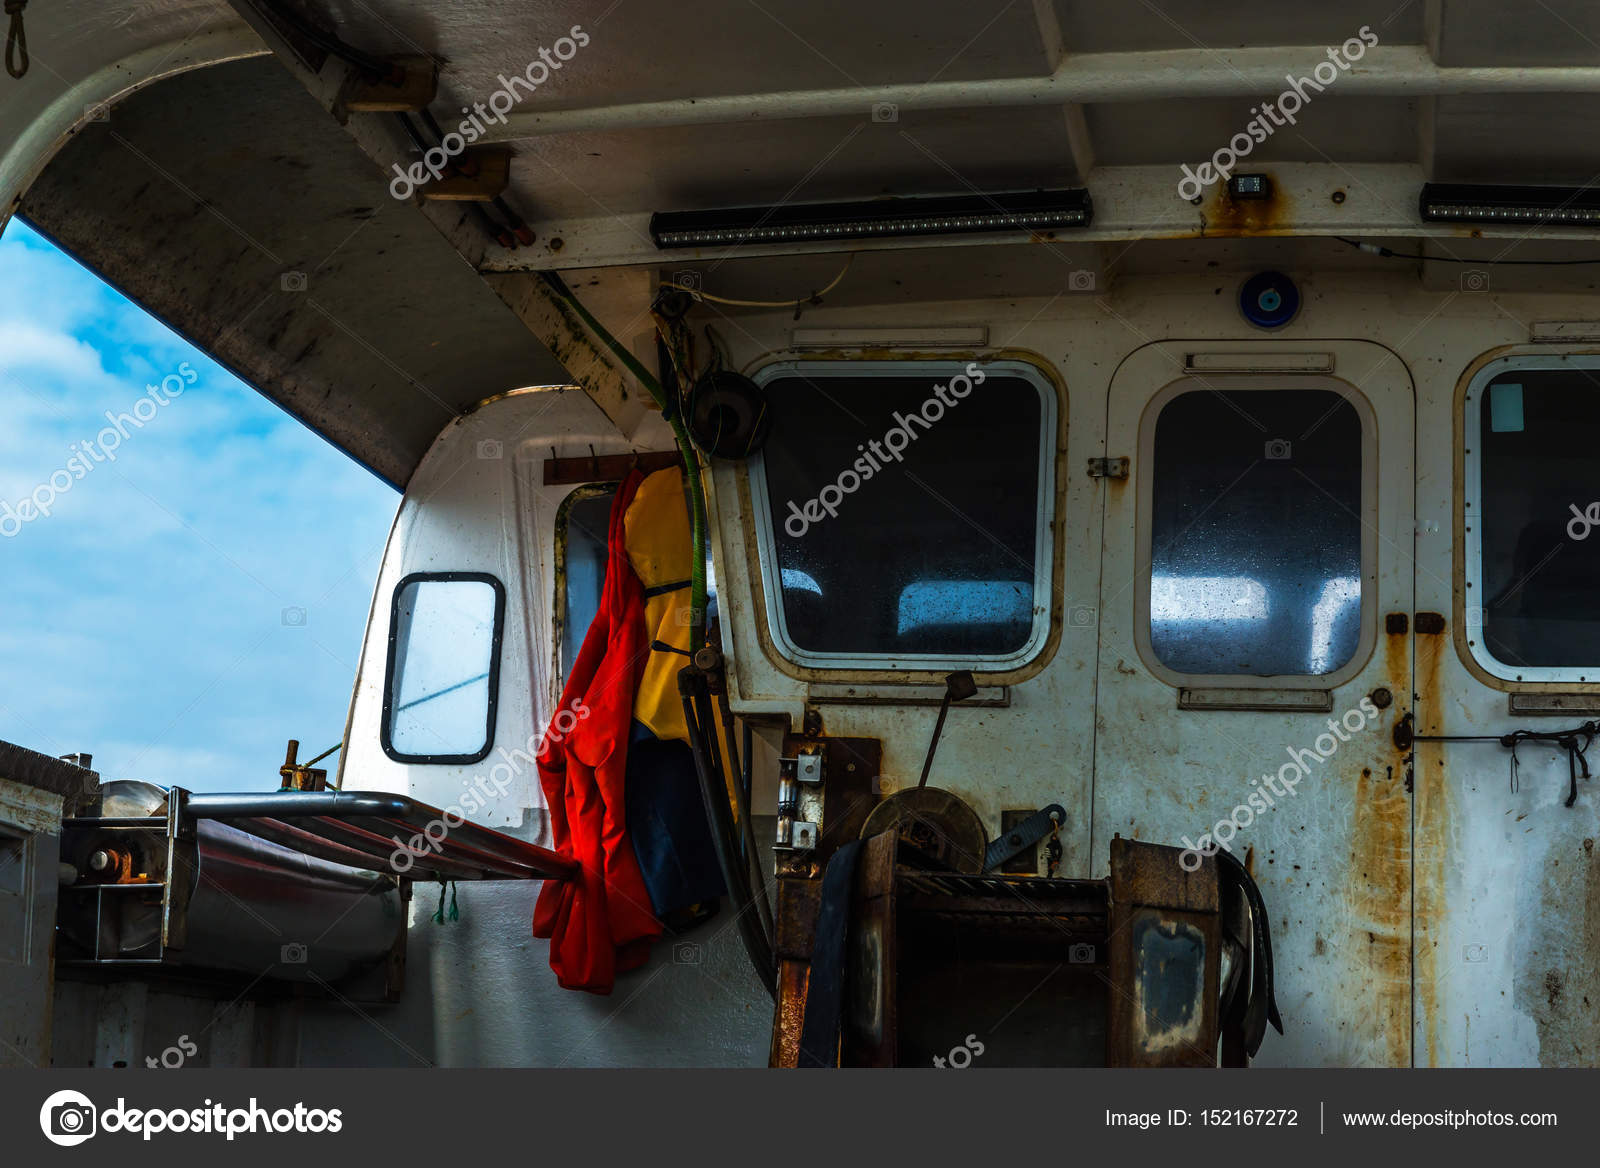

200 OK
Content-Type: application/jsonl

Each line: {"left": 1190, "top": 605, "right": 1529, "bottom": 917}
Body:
{"left": 380, "top": 571, "right": 506, "bottom": 765}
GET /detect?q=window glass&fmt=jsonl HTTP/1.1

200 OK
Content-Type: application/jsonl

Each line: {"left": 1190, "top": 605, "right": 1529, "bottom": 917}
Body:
{"left": 1475, "top": 368, "right": 1600, "bottom": 668}
{"left": 557, "top": 483, "right": 717, "bottom": 676}
{"left": 1149, "top": 388, "right": 1363, "bottom": 676}
{"left": 757, "top": 364, "right": 1050, "bottom": 661}
{"left": 385, "top": 575, "right": 503, "bottom": 761}
{"left": 559, "top": 489, "right": 615, "bottom": 677}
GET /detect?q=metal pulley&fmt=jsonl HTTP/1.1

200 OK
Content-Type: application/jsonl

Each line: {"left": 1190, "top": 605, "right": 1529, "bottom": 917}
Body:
{"left": 860, "top": 786, "right": 987, "bottom": 873}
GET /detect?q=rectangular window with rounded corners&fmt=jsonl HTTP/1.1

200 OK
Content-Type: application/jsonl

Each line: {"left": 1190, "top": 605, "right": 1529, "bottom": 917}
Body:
{"left": 1465, "top": 356, "right": 1600, "bottom": 682}
{"left": 555, "top": 486, "right": 617, "bottom": 683}
{"left": 554, "top": 481, "right": 719, "bottom": 683}
{"left": 382, "top": 572, "right": 506, "bottom": 764}
{"left": 1136, "top": 379, "right": 1376, "bottom": 686}
{"left": 749, "top": 359, "right": 1056, "bottom": 671}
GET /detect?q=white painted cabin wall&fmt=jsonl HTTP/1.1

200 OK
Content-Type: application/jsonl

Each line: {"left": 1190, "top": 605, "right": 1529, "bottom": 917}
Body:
{"left": 177, "top": 265, "right": 1600, "bottom": 1069}
{"left": 698, "top": 268, "right": 1599, "bottom": 1067}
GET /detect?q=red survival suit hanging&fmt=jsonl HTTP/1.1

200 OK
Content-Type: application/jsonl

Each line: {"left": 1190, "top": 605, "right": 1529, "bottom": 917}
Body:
{"left": 532, "top": 470, "right": 661, "bottom": 993}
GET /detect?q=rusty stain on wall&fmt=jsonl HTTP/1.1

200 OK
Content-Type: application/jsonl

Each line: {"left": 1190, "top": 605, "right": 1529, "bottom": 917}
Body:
{"left": 1412, "top": 623, "right": 1451, "bottom": 1066}
{"left": 1339, "top": 619, "right": 1424, "bottom": 1065}
{"left": 1203, "top": 177, "right": 1295, "bottom": 238}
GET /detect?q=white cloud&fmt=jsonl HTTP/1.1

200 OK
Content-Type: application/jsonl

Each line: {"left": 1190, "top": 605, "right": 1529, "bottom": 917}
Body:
{"left": 0, "top": 220, "right": 399, "bottom": 794}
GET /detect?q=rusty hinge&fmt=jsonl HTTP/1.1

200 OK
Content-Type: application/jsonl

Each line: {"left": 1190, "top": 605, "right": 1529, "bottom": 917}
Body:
{"left": 1415, "top": 612, "right": 1447, "bottom": 635}
{"left": 1087, "top": 456, "right": 1129, "bottom": 479}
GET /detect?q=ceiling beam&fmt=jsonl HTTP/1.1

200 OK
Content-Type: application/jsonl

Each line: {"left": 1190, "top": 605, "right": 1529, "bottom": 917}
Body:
{"left": 220, "top": 0, "right": 652, "bottom": 438}
{"left": 481, "top": 45, "right": 1600, "bottom": 144}
{"left": 482, "top": 162, "right": 1600, "bottom": 272}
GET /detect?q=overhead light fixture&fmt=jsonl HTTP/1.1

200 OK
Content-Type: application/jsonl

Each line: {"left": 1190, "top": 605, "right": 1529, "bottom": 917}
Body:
{"left": 649, "top": 189, "right": 1092, "bottom": 249}
{"left": 1419, "top": 182, "right": 1600, "bottom": 226}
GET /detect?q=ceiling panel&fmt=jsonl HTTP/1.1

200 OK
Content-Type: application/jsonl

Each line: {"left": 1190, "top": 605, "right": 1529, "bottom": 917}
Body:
{"left": 320, "top": 0, "right": 1052, "bottom": 108}
{"left": 510, "top": 106, "right": 1082, "bottom": 221}
{"left": 1434, "top": 0, "right": 1600, "bottom": 66}
{"left": 1431, "top": 94, "right": 1600, "bottom": 183}
{"left": 22, "top": 55, "right": 571, "bottom": 486}
{"left": 1052, "top": 0, "right": 1423, "bottom": 54}
{"left": 1087, "top": 97, "right": 1418, "bottom": 168}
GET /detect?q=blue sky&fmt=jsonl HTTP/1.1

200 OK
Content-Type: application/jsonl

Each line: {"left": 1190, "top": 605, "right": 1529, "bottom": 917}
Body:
{"left": 0, "top": 218, "right": 399, "bottom": 793}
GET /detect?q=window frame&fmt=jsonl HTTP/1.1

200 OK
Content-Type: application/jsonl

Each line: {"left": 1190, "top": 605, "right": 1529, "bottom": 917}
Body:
{"left": 380, "top": 570, "right": 507, "bottom": 765}
{"left": 1462, "top": 352, "right": 1600, "bottom": 684}
{"left": 748, "top": 358, "right": 1058, "bottom": 672}
{"left": 1133, "top": 374, "right": 1380, "bottom": 692}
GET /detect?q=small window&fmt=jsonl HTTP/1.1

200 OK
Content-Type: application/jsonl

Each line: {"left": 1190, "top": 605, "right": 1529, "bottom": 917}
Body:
{"left": 751, "top": 360, "right": 1056, "bottom": 670}
{"left": 382, "top": 573, "right": 506, "bottom": 763}
{"left": 1466, "top": 358, "right": 1600, "bottom": 680}
{"left": 554, "top": 481, "right": 718, "bottom": 681}
{"left": 1142, "top": 382, "right": 1370, "bottom": 679}
{"left": 555, "top": 486, "right": 617, "bottom": 681}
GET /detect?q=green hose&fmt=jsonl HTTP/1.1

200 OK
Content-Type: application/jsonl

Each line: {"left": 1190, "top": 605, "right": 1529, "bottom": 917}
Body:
{"left": 538, "top": 272, "right": 710, "bottom": 650}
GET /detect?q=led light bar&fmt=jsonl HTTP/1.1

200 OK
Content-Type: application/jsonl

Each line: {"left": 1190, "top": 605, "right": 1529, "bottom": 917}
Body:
{"left": 649, "top": 189, "right": 1092, "bottom": 249}
{"left": 1419, "top": 182, "right": 1600, "bottom": 226}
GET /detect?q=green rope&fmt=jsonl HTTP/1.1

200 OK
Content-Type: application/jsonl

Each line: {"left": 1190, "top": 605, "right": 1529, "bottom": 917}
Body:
{"left": 539, "top": 270, "right": 710, "bottom": 649}
{"left": 304, "top": 741, "right": 343, "bottom": 767}
{"left": 431, "top": 881, "right": 460, "bottom": 923}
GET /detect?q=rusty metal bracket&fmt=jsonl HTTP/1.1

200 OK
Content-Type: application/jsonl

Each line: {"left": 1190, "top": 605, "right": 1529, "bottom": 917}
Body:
{"left": 278, "top": 739, "right": 329, "bottom": 792}
{"left": 1087, "top": 456, "right": 1129, "bottom": 479}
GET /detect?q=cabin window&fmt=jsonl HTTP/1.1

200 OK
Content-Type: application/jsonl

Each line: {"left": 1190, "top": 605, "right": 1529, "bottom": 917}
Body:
{"left": 555, "top": 486, "right": 617, "bottom": 683}
{"left": 554, "top": 482, "right": 720, "bottom": 683}
{"left": 382, "top": 573, "right": 506, "bottom": 764}
{"left": 751, "top": 360, "right": 1056, "bottom": 670}
{"left": 1142, "top": 382, "right": 1370, "bottom": 679}
{"left": 1465, "top": 358, "right": 1600, "bottom": 681}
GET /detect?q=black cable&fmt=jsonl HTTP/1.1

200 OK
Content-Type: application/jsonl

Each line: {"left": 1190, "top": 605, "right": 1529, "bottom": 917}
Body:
{"left": 717, "top": 687, "right": 774, "bottom": 948}
{"left": 1416, "top": 719, "right": 1600, "bottom": 806}
{"left": 393, "top": 110, "right": 430, "bottom": 154}
{"left": 1337, "top": 236, "right": 1600, "bottom": 265}
{"left": 678, "top": 666, "right": 776, "bottom": 996}
{"left": 392, "top": 112, "right": 515, "bottom": 248}
{"left": 261, "top": 0, "right": 396, "bottom": 81}
{"left": 414, "top": 109, "right": 533, "bottom": 245}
